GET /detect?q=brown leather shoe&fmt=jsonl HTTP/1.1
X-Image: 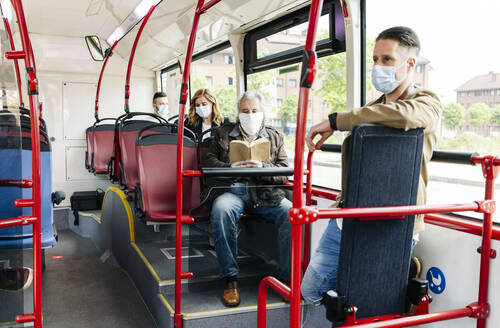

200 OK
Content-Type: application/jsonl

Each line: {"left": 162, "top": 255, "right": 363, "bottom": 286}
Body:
{"left": 222, "top": 280, "right": 240, "bottom": 307}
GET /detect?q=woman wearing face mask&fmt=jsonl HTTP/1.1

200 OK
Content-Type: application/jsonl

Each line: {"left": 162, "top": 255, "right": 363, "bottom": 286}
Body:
{"left": 184, "top": 89, "right": 226, "bottom": 141}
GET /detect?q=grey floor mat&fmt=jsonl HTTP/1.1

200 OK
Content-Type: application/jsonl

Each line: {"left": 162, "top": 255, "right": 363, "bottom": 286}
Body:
{"left": 42, "top": 230, "right": 156, "bottom": 328}
{"left": 135, "top": 240, "right": 278, "bottom": 284}
{"left": 161, "top": 276, "right": 287, "bottom": 315}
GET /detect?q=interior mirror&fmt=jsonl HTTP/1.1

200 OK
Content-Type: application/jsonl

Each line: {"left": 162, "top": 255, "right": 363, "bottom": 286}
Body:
{"left": 85, "top": 35, "right": 104, "bottom": 61}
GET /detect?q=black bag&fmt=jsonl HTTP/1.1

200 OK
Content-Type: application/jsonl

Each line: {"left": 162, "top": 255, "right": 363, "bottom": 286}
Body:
{"left": 70, "top": 190, "right": 105, "bottom": 225}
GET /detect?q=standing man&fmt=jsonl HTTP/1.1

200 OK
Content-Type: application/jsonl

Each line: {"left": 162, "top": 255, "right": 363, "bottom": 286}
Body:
{"left": 152, "top": 91, "right": 168, "bottom": 118}
{"left": 301, "top": 26, "right": 442, "bottom": 305}
{"left": 203, "top": 91, "right": 291, "bottom": 307}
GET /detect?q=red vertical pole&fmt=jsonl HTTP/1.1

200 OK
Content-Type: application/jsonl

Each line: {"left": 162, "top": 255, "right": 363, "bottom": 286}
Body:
{"left": 2, "top": 17, "right": 24, "bottom": 106}
{"left": 95, "top": 40, "right": 118, "bottom": 120}
{"left": 174, "top": 2, "right": 207, "bottom": 327}
{"left": 10, "top": 1, "right": 42, "bottom": 327}
{"left": 289, "top": 1, "right": 323, "bottom": 327}
{"left": 476, "top": 156, "right": 498, "bottom": 328}
{"left": 124, "top": 5, "right": 156, "bottom": 113}
{"left": 302, "top": 151, "right": 315, "bottom": 271}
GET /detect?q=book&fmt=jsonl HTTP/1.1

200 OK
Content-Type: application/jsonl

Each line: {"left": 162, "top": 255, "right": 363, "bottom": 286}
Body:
{"left": 229, "top": 138, "right": 270, "bottom": 163}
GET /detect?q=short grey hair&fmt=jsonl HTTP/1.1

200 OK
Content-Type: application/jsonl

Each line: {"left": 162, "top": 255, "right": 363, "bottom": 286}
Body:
{"left": 237, "top": 90, "right": 267, "bottom": 114}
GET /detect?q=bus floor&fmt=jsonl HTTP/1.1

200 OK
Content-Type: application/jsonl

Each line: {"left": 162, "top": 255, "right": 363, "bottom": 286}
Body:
{"left": 41, "top": 229, "right": 156, "bottom": 327}
{"left": 0, "top": 228, "right": 157, "bottom": 328}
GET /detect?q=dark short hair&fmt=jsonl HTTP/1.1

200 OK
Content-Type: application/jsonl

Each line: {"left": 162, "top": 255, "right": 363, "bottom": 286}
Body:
{"left": 376, "top": 26, "right": 420, "bottom": 54}
{"left": 153, "top": 91, "right": 167, "bottom": 102}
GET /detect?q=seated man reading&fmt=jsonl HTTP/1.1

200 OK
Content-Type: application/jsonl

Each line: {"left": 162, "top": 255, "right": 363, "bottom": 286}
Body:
{"left": 203, "top": 90, "right": 291, "bottom": 307}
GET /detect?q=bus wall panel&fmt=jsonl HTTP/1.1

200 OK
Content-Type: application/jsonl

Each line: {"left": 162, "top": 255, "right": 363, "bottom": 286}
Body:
{"left": 414, "top": 223, "right": 499, "bottom": 327}
{"left": 25, "top": 33, "right": 156, "bottom": 207}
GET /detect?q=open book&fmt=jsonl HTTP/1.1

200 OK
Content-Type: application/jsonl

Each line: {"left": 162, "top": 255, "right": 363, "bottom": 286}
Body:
{"left": 229, "top": 138, "right": 270, "bottom": 163}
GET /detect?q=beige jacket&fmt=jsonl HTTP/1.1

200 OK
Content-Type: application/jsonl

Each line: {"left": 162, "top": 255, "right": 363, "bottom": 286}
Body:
{"left": 334, "top": 89, "right": 443, "bottom": 234}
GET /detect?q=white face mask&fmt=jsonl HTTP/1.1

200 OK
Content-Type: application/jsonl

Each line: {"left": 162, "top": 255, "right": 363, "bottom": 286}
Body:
{"left": 371, "top": 58, "right": 409, "bottom": 94}
{"left": 239, "top": 112, "right": 264, "bottom": 136}
{"left": 158, "top": 105, "right": 168, "bottom": 116}
{"left": 196, "top": 104, "right": 212, "bottom": 119}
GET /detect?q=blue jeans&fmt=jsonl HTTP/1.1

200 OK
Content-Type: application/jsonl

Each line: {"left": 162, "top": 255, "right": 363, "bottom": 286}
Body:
{"left": 210, "top": 183, "right": 292, "bottom": 280}
{"left": 301, "top": 220, "right": 417, "bottom": 305}
{"left": 301, "top": 219, "right": 342, "bottom": 305}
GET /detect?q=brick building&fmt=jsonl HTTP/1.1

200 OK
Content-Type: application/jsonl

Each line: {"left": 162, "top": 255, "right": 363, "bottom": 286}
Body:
{"left": 456, "top": 71, "right": 500, "bottom": 109}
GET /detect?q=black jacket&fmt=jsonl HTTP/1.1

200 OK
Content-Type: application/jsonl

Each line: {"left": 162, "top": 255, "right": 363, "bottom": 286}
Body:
{"left": 201, "top": 122, "right": 289, "bottom": 206}
{"left": 184, "top": 117, "right": 229, "bottom": 142}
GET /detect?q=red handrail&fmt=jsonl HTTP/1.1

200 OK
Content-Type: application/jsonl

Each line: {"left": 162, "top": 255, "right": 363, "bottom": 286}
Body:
{"left": 2, "top": 1, "right": 43, "bottom": 327}
{"left": 95, "top": 40, "right": 118, "bottom": 120}
{"left": 256, "top": 0, "right": 500, "bottom": 326}
{"left": 296, "top": 140, "right": 499, "bottom": 328}
{"left": 257, "top": 0, "right": 323, "bottom": 327}
{"left": 2, "top": 17, "right": 24, "bottom": 106}
{"left": 424, "top": 213, "right": 500, "bottom": 241}
{"left": 174, "top": 1, "right": 221, "bottom": 327}
{"left": 124, "top": 5, "right": 157, "bottom": 113}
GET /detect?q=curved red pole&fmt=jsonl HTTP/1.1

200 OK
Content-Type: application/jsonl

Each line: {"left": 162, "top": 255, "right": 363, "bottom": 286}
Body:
{"left": 3, "top": 17, "right": 24, "bottom": 106}
{"left": 95, "top": 40, "right": 118, "bottom": 120}
{"left": 175, "top": 2, "right": 203, "bottom": 326}
{"left": 174, "top": 1, "right": 221, "bottom": 327}
{"left": 302, "top": 151, "right": 314, "bottom": 271}
{"left": 288, "top": 1, "right": 323, "bottom": 327}
{"left": 124, "top": 5, "right": 156, "bottom": 113}
{"left": 8, "top": 0, "right": 42, "bottom": 327}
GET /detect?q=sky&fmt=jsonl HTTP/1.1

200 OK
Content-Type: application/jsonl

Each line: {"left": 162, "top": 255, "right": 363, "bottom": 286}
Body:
{"left": 366, "top": 0, "right": 500, "bottom": 104}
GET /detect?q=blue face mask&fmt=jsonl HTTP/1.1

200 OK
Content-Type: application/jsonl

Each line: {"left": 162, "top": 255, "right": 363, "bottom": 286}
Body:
{"left": 196, "top": 104, "right": 212, "bottom": 119}
{"left": 158, "top": 105, "right": 168, "bottom": 116}
{"left": 371, "top": 59, "right": 408, "bottom": 94}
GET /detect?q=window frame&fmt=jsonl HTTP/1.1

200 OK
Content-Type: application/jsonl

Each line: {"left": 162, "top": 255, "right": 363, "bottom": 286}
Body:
{"left": 243, "top": 0, "right": 345, "bottom": 80}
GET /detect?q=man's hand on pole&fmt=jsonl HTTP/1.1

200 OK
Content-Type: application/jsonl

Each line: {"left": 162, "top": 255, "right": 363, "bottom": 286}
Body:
{"left": 306, "top": 119, "right": 334, "bottom": 151}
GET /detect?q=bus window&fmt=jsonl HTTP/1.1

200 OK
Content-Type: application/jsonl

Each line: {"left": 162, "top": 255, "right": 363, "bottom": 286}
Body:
{"left": 244, "top": 0, "right": 346, "bottom": 190}
{"left": 366, "top": 0, "right": 500, "bottom": 221}
{"left": 160, "top": 64, "right": 180, "bottom": 117}
{"left": 256, "top": 14, "right": 331, "bottom": 60}
{"left": 190, "top": 44, "right": 237, "bottom": 122}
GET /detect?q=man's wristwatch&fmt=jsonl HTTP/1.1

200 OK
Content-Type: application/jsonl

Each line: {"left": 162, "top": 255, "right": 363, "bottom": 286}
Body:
{"left": 328, "top": 112, "right": 338, "bottom": 131}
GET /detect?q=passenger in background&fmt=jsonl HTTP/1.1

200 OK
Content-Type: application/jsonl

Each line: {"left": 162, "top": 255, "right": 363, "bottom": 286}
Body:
{"left": 203, "top": 91, "right": 291, "bottom": 307}
{"left": 185, "top": 88, "right": 226, "bottom": 141}
{"left": 301, "top": 26, "right": 442, "bottom": 305}
{"left": 152, "top": 91, "right": 168, "bottom": 118}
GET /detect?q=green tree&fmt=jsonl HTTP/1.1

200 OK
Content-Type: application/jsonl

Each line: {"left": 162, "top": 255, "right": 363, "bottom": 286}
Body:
{"left": 247, "top": 70, "right": 275, "bottom": 104}
{"left": 468, "top": 103, "right": 491, "bottom": 126}
{"left": 442, "top": 103, "right": 465, "bottom": 129}
{"left": 280, "top": 94, "right": 299, "bottom": 133}
{"left": 191, "top": 75, "right": 236, "bottom": 120}
{"left": 191, "top": 75, "right": 210, "bottom": 92}
{"left": 315, "top": 38, "right": 375, "bottom": 113}
{"left": 214, "top": 84, "right": 237, "bottom": 121}
{"left": 491, "top": 105, "right": 500, "bottom": 125}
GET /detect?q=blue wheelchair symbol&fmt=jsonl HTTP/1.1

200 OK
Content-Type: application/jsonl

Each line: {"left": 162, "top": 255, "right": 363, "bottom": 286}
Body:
{"left": 426, "top": 267, "right": 446, "bottom": 294}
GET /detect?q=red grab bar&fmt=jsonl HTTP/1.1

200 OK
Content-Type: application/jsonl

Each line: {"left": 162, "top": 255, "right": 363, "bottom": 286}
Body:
{"left": 124, "top": 5, "right": 157, "bottom": 113}
{"left": 2, "top": 1, "right": 43, "bottom": 327}
{"left": 2, "top": 17, "right": 23, "bottom": 106}
{"left": 94, "top": 40, "right": 118, "bottom": 121}
{"left": 174, "top": 1, "right": 222, "bottom": 327}
{"left": 257, "top": 1, "right": 324, "bottom": 327}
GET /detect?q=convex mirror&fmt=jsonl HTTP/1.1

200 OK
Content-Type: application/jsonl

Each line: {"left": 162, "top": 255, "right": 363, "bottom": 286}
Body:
{"left": 85, "top": 35, "right": 104, "bottom": 61}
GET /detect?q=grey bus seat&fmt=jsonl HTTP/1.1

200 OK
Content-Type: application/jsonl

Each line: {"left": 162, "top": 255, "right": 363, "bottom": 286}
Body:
{"left": 334, "top": 123, "right": 424, "bottom": 322}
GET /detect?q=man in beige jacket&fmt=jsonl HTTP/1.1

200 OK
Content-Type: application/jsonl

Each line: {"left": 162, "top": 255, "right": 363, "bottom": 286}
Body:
{"left": 301, "top": 26, "right": 442, "bottom": 305}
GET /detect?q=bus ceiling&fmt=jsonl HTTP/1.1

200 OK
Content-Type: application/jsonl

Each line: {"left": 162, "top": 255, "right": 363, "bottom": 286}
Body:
{"left": 81, "top": 0, "right": 326, "bottom": 71}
